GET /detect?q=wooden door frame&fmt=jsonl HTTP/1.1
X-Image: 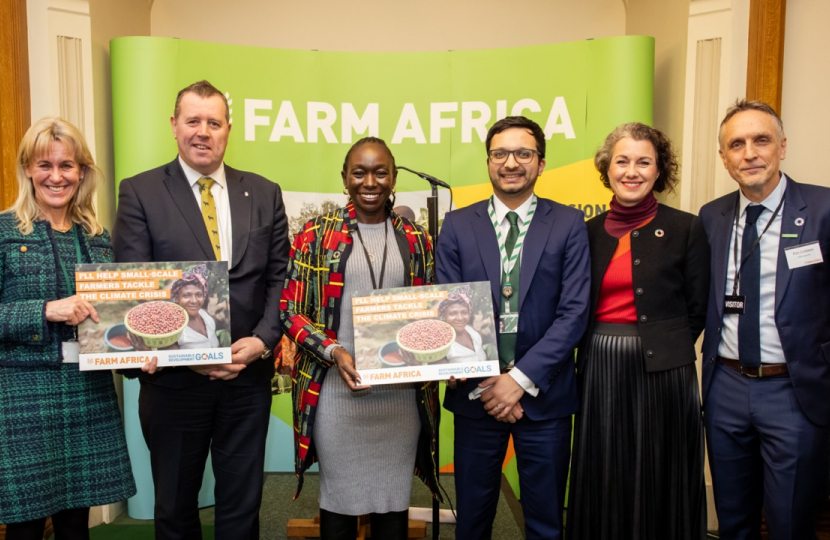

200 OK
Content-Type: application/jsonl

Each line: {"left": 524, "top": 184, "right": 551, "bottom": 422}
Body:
{"left": 746, "top": 0, "right": 787, "bottom": 113}
{"left": 0, "top": 0, "right": 30, "bottom": 211}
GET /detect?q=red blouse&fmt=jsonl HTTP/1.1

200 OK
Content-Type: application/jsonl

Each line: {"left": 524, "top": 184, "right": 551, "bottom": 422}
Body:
{"left": 595, "top": 194, "right": 657, "bottom": 323}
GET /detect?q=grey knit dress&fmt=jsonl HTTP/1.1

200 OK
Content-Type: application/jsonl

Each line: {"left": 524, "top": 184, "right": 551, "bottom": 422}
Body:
{"left": 315, "top": 219, "right": 420, "bottom": 515}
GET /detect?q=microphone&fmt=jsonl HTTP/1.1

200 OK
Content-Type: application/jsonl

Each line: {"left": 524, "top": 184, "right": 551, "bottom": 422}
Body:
{"left": 398, "top": 166, "right": 451, "bottom": 189}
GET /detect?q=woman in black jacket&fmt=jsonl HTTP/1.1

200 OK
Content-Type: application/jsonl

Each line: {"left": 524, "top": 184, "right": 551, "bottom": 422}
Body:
{"left": 567, "top": 123, "right": 709, "bottom": 540}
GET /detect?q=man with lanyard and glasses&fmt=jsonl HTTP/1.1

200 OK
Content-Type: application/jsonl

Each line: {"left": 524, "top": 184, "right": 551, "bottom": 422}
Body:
{"left": 435, "top": 116, "right": 590, "bottom": 539}
{"left": 700, "top": 99, "right": 830, "bottom": 539}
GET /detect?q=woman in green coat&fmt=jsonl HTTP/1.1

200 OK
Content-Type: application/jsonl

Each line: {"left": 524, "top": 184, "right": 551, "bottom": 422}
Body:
{"left": 0, "top": 118, "right": 135, "bottom": 539}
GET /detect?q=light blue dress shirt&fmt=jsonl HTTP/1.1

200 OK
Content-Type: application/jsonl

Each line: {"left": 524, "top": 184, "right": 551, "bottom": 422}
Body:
{"left": 718, "top": 174, "right": 787, "bottom": 364}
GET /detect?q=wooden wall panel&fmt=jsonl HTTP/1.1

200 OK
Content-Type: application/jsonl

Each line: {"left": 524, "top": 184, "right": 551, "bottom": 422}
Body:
{"left": 746, "top": 0, "right": 786, "bottom": 113}
{"left": 0, "top": 0, "right": 30, "bottom": 211}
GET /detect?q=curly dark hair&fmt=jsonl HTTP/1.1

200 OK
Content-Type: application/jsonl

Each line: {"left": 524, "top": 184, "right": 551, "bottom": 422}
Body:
{"left": 594, "top": 122, "right": 679, "bottom": 194}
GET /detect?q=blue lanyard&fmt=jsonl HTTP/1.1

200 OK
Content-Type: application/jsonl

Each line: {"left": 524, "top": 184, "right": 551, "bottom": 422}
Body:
{"left": 730, "top": 195, "right": 784, "bottom": 296}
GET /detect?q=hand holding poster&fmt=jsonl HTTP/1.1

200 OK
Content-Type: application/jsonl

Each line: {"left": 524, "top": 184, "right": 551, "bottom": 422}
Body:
{"left": 353, "top": 281, "right": 499, "bottom": 385}
{"left": 76, "top": 261, "right": 232, "bottom": 370}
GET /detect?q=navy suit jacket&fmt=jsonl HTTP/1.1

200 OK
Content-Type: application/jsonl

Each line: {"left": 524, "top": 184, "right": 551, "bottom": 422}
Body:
{"left": 112, "top": 158, "right": 289, "bottom": 388}
{"left": 435, "top": 197, "right": 591, "bottom": 421}
{"left": 700, "top": 176, "right": 830, "bottom": 426}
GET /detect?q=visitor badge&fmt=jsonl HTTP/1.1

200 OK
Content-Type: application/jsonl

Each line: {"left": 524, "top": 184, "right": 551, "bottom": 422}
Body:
{"left": 62, "top": 340, "right": 80, "bottom": 363}
{"left": 784, "top": 241, "right": 824, "bottom": 269}
{"left": 724, "top": 295, "right": 746, "bottom": 315}
{"left": 500, "top": 313, "right": 519, "bottom": 334}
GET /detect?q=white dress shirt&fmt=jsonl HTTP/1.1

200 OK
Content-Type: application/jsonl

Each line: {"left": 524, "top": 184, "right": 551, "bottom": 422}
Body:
{"left": 491, "top": 193, "right": 540, "bottom": 396}
{"left": 179, "top": 157, "right": 233, "bottom": 263}
{"left": 718, "top": 174, "right": 787, "bottom": 364}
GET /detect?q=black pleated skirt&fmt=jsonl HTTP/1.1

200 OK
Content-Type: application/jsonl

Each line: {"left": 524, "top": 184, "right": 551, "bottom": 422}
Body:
{"left": 566, "top": 323, "right": 706, "bottom": 540}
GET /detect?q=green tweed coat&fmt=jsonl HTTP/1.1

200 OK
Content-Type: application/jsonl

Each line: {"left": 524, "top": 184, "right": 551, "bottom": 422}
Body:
{"left": 0, "top": 214, "right": 136, "bottom": 524}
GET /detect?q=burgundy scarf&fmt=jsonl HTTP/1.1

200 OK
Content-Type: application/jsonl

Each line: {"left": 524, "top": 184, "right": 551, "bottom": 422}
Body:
{"left": 604, "top": 192, "right": 658, "bottom": 239}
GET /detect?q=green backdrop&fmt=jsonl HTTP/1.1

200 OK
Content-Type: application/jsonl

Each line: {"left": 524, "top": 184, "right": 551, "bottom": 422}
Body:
{"left": 111, "top": 35, "right": 654, "bottom": 518}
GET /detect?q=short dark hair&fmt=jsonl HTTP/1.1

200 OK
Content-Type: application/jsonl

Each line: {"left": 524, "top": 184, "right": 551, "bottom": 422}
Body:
{"left": 485, "top": 116, "right": 546, "bottom": 159}
{"left": 718, "top": 99, "right": 785, "bottom": 148}
{"left": 594, "top": 122, "right": 680, "bottom": 194}
{"left": 342, "top": 136, "right": 396, "bottom": 174}
{"left": 174, "top": 80, "right": 229, "bottom": 121}
{"left": 342, "top": 136, "right": 397, "bottom": 211}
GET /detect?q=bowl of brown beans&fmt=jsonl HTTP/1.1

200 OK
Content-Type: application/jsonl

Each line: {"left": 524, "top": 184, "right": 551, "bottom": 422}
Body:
{"left": 396, "top": 319, "right": 456, "bottom": 363}
{"left": 124, "top": 301, "right": 190, "bottom": 349}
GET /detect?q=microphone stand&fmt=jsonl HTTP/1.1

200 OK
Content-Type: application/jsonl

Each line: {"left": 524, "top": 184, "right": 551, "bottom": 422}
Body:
{"left": 428, "top": 180, "right": 440, "bottom": 540}
{"left": 399, "top": 166, "right": 445, "bottom": 540}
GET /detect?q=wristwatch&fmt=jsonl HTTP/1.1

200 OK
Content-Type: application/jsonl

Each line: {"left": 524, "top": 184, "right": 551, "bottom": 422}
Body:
{"left": 252, "top": 333, "right": 272, "bottom": 360}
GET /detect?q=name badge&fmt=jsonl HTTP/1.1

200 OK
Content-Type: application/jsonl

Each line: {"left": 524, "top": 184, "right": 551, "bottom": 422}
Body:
{"left": 784, "top": 241, "right": 824, "bottom": 269}
{"left": 724, "top": 294, "right": 746, "bottom": 315}
{"left": 500, "top": 313, "right": 519, "bottom": 334}
{"left": 62, "top": 340, "right": 80, "bottom": 363}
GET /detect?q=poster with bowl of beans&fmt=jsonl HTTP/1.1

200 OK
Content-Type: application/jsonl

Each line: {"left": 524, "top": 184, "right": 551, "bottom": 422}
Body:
{"left": 352, "top": 281, "right": 499, "bottom": 385}
{"left": 75, "top": 261, "right": 231, "bottom": 370}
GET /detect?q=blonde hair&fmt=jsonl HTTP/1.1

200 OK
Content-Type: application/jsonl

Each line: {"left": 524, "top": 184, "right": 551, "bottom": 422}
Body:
{"left": 10, "top": 117, "right": 104, "bottom": 236}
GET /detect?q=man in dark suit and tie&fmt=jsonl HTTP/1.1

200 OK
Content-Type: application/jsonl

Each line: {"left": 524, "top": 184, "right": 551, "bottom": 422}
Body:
{"left": 435, "top": 116, "right": 590, "bottom": 539}
{"left": 700, "top": 99, "right": 830, "bottom": 539}
{"left": 113, "top": 80, "right": 289, "bottom": 539}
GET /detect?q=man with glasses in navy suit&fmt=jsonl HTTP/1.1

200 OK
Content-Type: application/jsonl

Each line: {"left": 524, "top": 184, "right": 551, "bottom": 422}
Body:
{"left": 436, "top": 116, "right": 590, "bottom": 539}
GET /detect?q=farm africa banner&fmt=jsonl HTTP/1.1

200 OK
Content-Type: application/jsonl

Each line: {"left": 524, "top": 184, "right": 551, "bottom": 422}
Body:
{"left": 111, "top": 35, "right": 653, "bottom": 515}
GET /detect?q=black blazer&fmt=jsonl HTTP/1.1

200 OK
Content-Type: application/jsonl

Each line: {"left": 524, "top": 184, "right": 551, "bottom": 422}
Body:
{"left": 580, "top": 204, "right": 710, "bottom": 372}
{"left": 112, "top": 158, "right": 289, "bottom": 387}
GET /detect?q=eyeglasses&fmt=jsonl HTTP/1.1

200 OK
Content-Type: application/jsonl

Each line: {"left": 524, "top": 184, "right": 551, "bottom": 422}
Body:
{"left": 487, "top": 148, "right": 541, "bottom": 164}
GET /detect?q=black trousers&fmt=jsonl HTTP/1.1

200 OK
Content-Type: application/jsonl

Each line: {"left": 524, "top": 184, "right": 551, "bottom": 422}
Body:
{"left": 5, "top": 507, "right": 90, "bottom": 540}
{"left": 139, "top": 379, "right": 271, "bottom": 540}
{"left": 319, "top": 508, "right": 409, "bottom": 540}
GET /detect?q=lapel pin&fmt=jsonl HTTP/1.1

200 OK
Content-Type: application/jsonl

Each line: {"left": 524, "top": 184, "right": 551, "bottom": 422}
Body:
{"left": 244, "top": 191, "right": 249, "bottom": 197}
{"left": 794, "top": 217, "right": 804, "bottom": 227}
{"left": 655, "top": 229, "right": 664, "bottom": 238}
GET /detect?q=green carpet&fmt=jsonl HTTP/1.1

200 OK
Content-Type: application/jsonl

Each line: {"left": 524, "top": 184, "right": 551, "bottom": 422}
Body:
{"left": 93, "top": 472, "right": 523, "bottom": 539}
{"left": 88, "top": 524, "right": 213, "bottom": 539}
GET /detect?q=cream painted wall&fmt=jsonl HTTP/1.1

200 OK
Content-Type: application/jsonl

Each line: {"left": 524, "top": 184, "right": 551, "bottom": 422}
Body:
{"left": 625, "top": 0, "right": 691, "bottom": 208}
{"left": 88, "top": 0, "right": 150, "bottom": 230}
{"left": 88, "top": 0, "right": 700, "bottom": 214}
{"left": 781, "top": 0, "right": 830, "bottom": 188}
{"left": 150, "top": 0, "right": 626, "bottom": 52}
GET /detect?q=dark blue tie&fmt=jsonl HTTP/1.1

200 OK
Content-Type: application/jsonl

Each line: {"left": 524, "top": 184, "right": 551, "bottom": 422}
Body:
{"left": 738, "top": 205, "right": 765, "bottom": 367}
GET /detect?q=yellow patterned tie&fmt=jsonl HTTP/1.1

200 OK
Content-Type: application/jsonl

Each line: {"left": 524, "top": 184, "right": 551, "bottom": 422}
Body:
{"left": 196, "top": 177, "right": 221, "bottom": 260}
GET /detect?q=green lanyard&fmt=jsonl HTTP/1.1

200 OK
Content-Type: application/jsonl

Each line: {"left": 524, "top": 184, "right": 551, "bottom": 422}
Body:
{"left": 487, "top": 194, "right": 537, "bottom": 279}
{"left": 56, "top": 226, "right": 84, "bottom": 295}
